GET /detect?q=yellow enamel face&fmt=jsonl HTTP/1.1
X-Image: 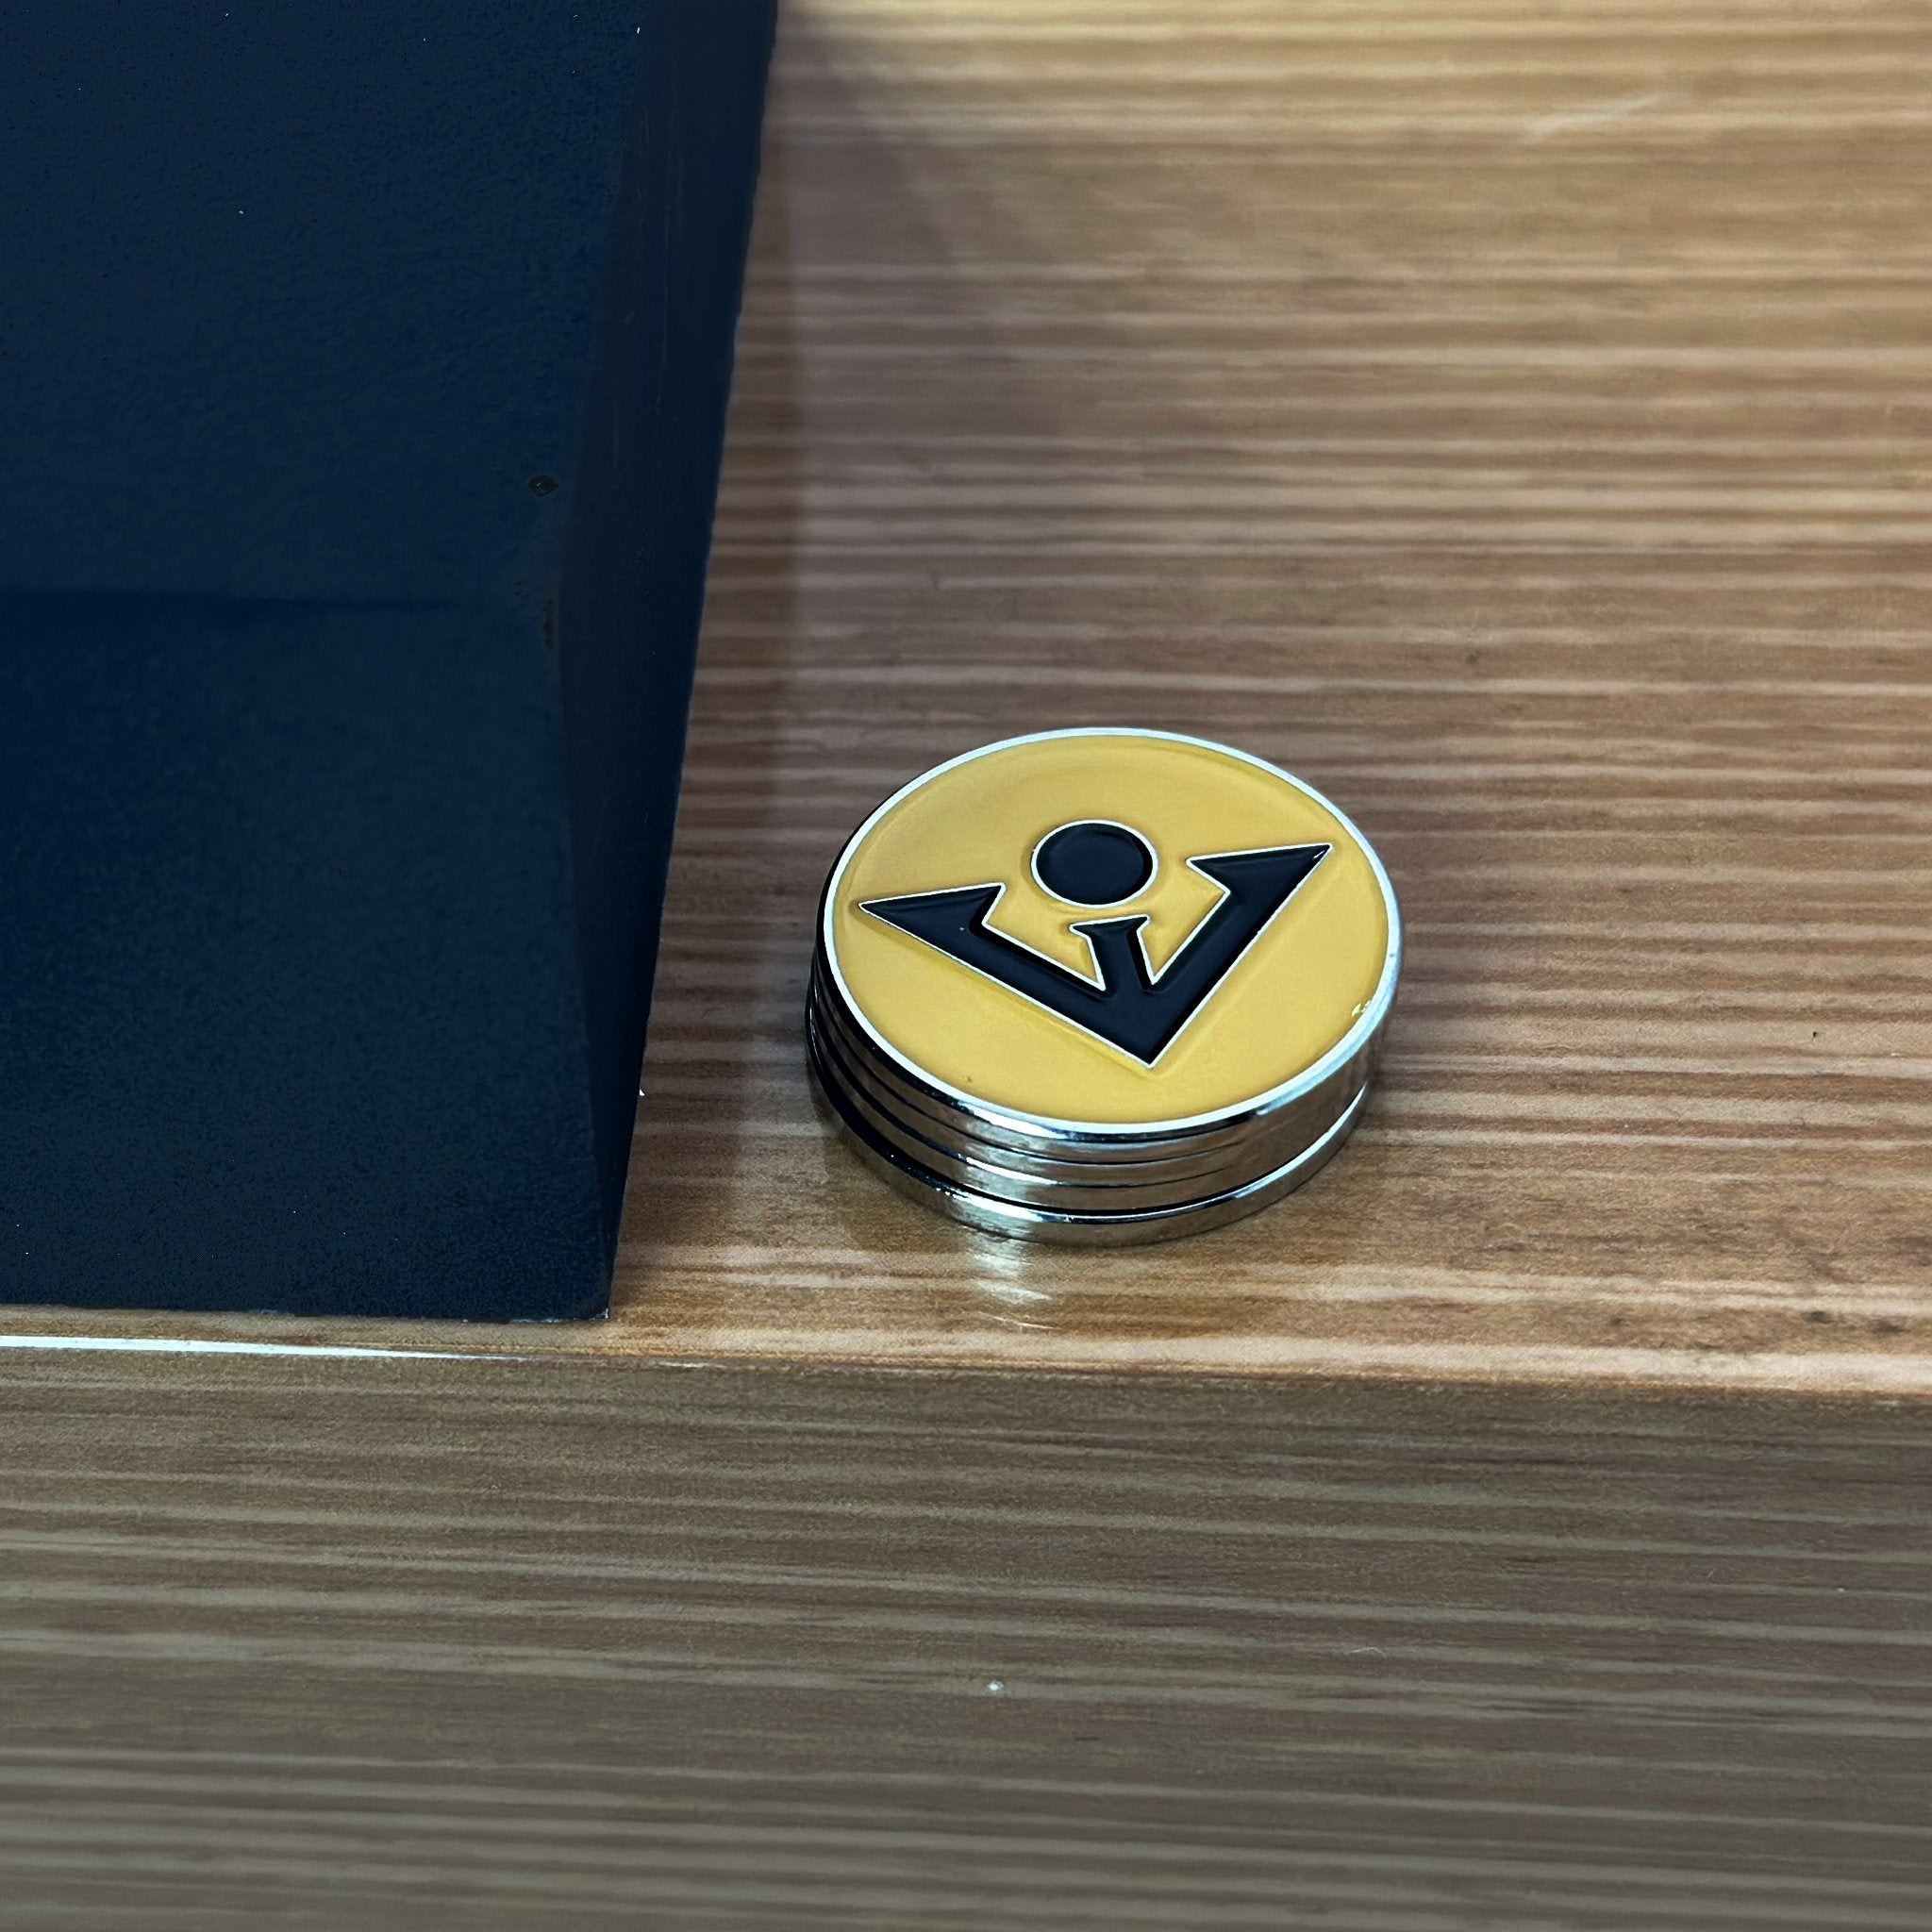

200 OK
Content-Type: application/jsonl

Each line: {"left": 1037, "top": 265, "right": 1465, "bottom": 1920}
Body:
{"left": 823, "top": 730, "right": 1398, "bottom": 1129}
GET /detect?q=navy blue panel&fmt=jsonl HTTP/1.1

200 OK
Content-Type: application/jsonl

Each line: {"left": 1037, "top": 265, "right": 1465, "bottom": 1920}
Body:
{"left": 0, "top": 3, "right": 774, "bottom": 1317}
{"left": 558, "top": 5, "right": 777, "bottom": 1243}
{"left": 2, "top": 0, "right": 644, "bottom": 601}
{"left": 0, "top": 592, "right": 604, "bottom": 1320}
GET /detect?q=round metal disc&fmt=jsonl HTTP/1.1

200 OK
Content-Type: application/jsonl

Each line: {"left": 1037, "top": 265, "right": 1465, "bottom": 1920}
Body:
{"left": 806, "top": 728, "right": 1399, "bottom": 1241}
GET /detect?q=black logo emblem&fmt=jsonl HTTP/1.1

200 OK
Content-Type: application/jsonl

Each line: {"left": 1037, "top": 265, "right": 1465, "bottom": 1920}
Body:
{"left": 861, "top": 820, "right": 1329, "bottom": 1065}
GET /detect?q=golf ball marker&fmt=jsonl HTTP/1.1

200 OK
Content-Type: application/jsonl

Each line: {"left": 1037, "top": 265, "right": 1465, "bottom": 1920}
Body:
{"left": 809, "top": 729, "right": 1400, "bottom": 1243}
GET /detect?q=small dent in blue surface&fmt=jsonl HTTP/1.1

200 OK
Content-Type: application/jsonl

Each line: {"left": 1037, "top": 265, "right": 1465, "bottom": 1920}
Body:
{"left": 526, "top": 474, "right": 558, "bottom": 495}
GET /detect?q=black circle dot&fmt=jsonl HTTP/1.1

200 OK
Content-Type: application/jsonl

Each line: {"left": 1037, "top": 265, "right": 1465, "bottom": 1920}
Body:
{"left": 1034, "top": 822, "right": 1155, "bottom": 907}
{"left": 525, "top": 474, "right": 558, "bottom": 496}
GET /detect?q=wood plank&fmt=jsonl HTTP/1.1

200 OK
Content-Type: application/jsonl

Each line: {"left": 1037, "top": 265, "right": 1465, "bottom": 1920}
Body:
{"left": 0, "top": 0, "right": 1924, "bottom": 1387}
{"left": 0, "top": 1353, "right": 1926, "bottom": 1929}
{"left": 5, "top": 15, "right": 1925, "bottom": 1923}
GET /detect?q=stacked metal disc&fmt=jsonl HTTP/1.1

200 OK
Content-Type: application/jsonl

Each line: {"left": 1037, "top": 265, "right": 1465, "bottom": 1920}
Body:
{"left": 805, "top": 728, "right": 1401, "bottom": 1246}
{"left": 808, "top": 955, "right": 1379, "bottom": 1244}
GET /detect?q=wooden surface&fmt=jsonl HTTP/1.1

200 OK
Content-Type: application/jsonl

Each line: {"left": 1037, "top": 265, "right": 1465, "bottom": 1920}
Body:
{"left": 5, "top": 9, "right": 1932, "bottom": 1922}
{"left": 2, "top": 1357, "right": 1929, "bottom": 1930}
{"left": 7, "top": 0, "right": 1924, "bottom": 1389}
{"left": 628, "top": 0, "right": 1932, "bottom": 1393}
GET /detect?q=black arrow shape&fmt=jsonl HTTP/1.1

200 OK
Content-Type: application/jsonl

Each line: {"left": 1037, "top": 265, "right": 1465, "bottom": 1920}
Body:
{"left": 860, "top": 843, "right": 1330, "bottom": 1065}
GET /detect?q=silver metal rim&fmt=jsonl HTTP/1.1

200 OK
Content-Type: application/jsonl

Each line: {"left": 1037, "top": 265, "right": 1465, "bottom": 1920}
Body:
{"left": 810, "top": 1049, "right": 1372, "bottom": 1246}
{"left": 808, "top": 1012, "right": 1329, "bottom": 1211}
{"left": 816, "top": 726, "right": 1403, "bottom": 1143}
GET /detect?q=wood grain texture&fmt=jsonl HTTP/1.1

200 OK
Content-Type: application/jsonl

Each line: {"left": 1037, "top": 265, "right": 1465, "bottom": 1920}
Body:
{"left": 7, "top": 15, "right": 1929, "bottom": 1923}
{"left": 1, "top": 0, "right": 1927, "bottom": 1388}
{"left": 0, "top": 1355, "right": 1929, "bottom": 1930}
